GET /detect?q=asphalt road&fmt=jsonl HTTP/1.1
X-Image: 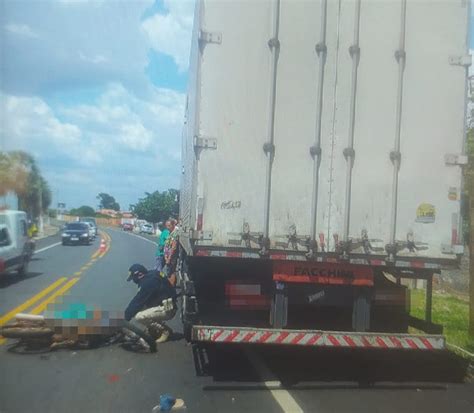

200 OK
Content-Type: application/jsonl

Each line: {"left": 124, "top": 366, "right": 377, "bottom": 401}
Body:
{"left": 0, "top": 228, "right": 473, "bottom": 413}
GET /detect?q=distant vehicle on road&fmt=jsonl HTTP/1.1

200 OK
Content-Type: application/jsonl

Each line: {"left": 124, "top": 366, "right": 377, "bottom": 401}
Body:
{"left": 83, "top": 222, "right": 96, "bottom": 240}
{"left": 122, "top": 223, "right": 133, "bottom": 232}
{"left": 62, "top": 222, "right": 92, "bottom": 245}
{"left": 79, "top": 217, "right": 97, "bottom": 238}
{"left": 0, "top": 210, "right": 33, "bottom": 277}
{"left": 139, "top": 223, "right": 154, "bottom": 235}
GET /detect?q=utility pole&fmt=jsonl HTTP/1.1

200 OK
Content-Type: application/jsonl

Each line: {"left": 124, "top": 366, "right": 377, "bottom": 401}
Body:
{"left": 38, "top": 180, "right": 44, "bottom": 234}
{"left": 466, "top": 77, "right": 473, "bottom": 335}
{"left": 469, "top": 172, "right": 474, "bottom": 335}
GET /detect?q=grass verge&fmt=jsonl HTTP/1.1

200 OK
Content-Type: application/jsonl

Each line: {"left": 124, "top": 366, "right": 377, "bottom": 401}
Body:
{"left": 410, "top": 289, "right": 474, "bottom": 354}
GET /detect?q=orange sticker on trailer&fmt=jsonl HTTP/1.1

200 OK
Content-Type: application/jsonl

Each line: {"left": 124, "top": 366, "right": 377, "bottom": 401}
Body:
{"left": 273, "top": 261, "right": 374, "bottom": 286}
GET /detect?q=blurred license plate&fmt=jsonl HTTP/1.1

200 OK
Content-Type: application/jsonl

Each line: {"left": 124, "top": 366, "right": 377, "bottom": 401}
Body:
{"left": 71, "top": 237, "right": 79, "bottom": 241}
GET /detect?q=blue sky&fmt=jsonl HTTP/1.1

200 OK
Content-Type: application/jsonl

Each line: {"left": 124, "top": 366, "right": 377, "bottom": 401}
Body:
{"left": 0, "top": 0, "right": 194, "bottom": 210}
{"left": 1, "top": 0, "right": 474, "bottom": 211}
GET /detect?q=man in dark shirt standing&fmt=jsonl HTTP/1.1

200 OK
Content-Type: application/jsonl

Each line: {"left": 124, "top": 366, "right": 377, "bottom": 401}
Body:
{"left": 125, "top": 264, "right": 177, "bottom": 344}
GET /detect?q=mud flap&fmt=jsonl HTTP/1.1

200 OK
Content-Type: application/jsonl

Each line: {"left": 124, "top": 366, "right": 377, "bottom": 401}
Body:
{"left": 352, "top": 288, "right": 371, "bottom": 332}
{"left": 270, "top": 282, "right": 288, "bottom": 329}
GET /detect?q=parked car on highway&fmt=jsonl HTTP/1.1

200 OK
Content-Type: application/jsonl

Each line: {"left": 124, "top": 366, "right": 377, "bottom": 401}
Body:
{"left": 62, "top": 222, "right": 93, "bottom": 245}
{"left": 139, "top": 223, "right": 154, "bottom": 235}
{"left": 0, "top": 210, "right": 34, "bottom": 277}
{"left": 79, "top": 217, "right": 98, "bottom": 238}
{"left": 84, "top": 222, "right": 96, "bottom": 240}
{"left": 122, "top": 223, "right": 133, "bottom": 231}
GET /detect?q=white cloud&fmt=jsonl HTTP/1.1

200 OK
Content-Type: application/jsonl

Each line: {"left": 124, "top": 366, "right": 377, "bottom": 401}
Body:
{"left": 60, "top": 83, "right": 185, "bottom": 152}
{"left": 1, "top": 1, "right": 153, "bottom": 95}
{"left": 148, "top": 88, "right": 186, "bottom": 125}
{"left": 119, "top": 123, "right": 152, "bottom": 151}
{"left": 78, "top": 52, "right": 108, "bottom": 64}
{"left": 141, "top": 0, "right": 194, "bottom": 72}
{"left": 1, "top": 94, "right": 81, "bottom": 150}
{"left": 1, "top": 82, "right": 185, "bottom": 206}
{"left": 5, "top": 23, "right": 39, "bottom": 38}
{"left": 1, "top": 0, "right": 187, "bottom": 208}
{"left": 58, "top": 0, "right": 103, "bottom": 4}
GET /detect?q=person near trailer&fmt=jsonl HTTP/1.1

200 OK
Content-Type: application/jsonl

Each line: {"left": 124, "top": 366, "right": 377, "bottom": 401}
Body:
{"left": 125, "top": 264, "right": 177, "bottom": 344}
{"left": 154, "top": 222, "right": 169, "bottom": 272}
{"left": 162, "top": 219, "right": 179, "bottom": 286}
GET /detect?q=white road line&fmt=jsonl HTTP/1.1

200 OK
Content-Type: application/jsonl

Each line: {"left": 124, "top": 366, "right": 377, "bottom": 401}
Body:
{"left": 35, "top": 242, "right": 62, "bottom": 254}
{"left": 128, "top": 232, "right": 157, "bottom": 245}
{"left": 245, "top": 349, "right": 304, "bottom": 413}
{"left": 108, "top": 227, "right": 157, "bottom": 245}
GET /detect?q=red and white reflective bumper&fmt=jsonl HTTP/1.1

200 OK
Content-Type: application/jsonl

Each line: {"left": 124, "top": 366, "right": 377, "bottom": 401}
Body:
{"left": 192, "top": 326, "right": 445, "bottom": 350}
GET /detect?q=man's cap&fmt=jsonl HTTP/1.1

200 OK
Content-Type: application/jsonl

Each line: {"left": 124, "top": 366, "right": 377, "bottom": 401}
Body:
{"left": 127, "top": 263, "right": 148, "bottom": 281}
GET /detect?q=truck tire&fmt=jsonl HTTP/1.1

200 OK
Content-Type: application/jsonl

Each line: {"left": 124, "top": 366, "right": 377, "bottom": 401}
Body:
{"left": 183, "top": 321, "right": 192, "bottom": 342}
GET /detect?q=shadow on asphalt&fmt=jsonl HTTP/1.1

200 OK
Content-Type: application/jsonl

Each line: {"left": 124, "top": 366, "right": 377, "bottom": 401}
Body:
{"left": 193, "top": 344, "right": 471, "bottom": 387}
{"left": 170, "top": 332, "right": 185, "bottom": 342}
{"left": 0, "top": 272, "right": 43, "bottom": 289}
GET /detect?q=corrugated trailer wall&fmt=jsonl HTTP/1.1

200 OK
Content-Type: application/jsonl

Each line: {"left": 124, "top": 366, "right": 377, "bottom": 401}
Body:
{"left": 181, "top": 0, "right": 469, "bottom": 263}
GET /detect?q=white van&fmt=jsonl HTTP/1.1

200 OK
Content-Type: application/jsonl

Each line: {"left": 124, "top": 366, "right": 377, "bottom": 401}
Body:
{"left": 0, "top": 210, "right": 33, "bottom": 276}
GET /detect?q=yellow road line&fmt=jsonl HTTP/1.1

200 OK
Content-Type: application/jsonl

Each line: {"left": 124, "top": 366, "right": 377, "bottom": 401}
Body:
{"left": 0, "top": 277, "right": 68, "bottom": 327}
{"left": 30, "top": 278, "right": 80, "bottom": 315}
{"left": 0, "top": 230, "right": 112, "bottom": 344}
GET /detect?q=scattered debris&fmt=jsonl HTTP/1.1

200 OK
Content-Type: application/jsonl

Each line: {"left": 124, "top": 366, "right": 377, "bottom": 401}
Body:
{"left": 158, "top": 395, "right": 186, "bottom": 411}
{"left": 171, "top": 399, "right": 186, "bottom": 411}
{"left": 107, "top": 374, "right": 120, "bottom": 383}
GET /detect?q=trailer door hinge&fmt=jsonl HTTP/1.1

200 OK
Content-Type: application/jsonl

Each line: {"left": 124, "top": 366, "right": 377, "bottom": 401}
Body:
{"left": 194, "top": 136, "right": 217, "bottom": 159}
{"left": 448, "top": 55, "right": 472, "bottom": 67}
{"left": 194, "top": 136, "right": 217, "bottom": 151}
{"left": 199, "top": 30, "right": 222, "bottom": 45}
{"left": 190, "top": 230, "right": 213, "bottom": 241}
{"left": 445, "top": 153, "right": 468, "bottom": 166}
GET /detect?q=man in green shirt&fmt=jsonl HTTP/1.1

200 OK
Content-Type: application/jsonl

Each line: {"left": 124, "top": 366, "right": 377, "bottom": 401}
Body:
{"left": 155, "top": 222, "right": 169, "bottom": 272}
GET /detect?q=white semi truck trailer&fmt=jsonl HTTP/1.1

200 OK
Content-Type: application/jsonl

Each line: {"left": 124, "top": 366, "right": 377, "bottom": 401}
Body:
{"left": 179, "top": 0, "right": 470, "bottom": 351}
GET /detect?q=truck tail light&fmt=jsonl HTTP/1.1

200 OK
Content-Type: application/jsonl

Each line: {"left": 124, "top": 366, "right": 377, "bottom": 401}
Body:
{"left": 225, "top": 281, "right": 270, "bottom": 310}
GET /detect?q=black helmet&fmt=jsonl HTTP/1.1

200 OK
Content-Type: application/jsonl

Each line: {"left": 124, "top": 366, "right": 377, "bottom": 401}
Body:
{"left": 127, "top": 264, "right": 148, "bottom": 282}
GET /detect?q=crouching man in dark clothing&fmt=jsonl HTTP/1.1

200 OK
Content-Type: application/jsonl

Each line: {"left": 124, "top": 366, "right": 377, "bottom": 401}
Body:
{"left": 125, "top": 264, "right": 177, "bottom": 344}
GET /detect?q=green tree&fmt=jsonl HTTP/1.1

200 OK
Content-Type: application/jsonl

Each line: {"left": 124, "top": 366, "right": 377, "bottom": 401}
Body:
{"left": 70, "top": 205, "right": 96, "bottom": 217}
{"left": 96, "top": 193, "right": 120, "bottom": 211}
{"left": 0, "top": 152, "right": 28, "bottom": 196}
{"left": 1, "top": 151, "right": 52, "bottom": 219}
{"left": 131, "top": 189, "right": 179, "bottom": 223}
